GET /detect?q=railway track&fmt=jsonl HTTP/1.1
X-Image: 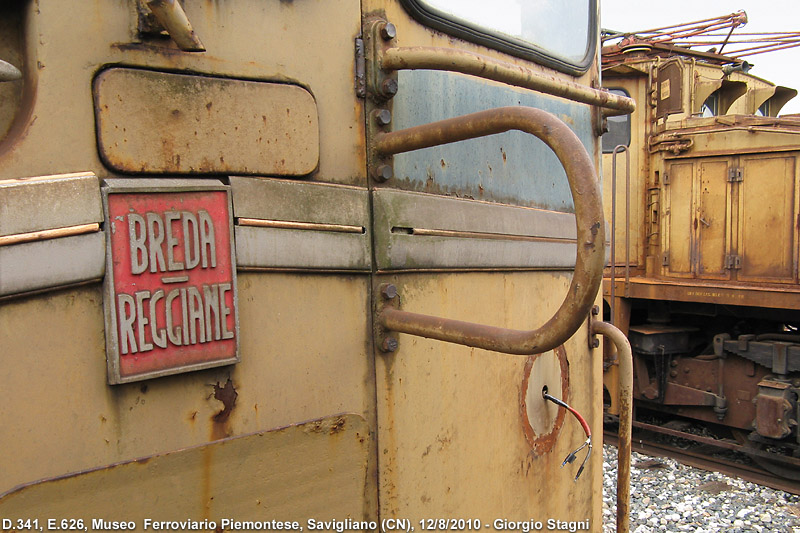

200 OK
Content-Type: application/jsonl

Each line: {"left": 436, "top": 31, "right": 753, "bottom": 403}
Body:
{"left": 604, "top": 419, "right": 800, "bottom": 495}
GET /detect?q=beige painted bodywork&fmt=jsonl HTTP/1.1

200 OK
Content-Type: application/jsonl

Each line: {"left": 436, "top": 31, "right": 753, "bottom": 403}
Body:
{"left": 0, "top": 0, "right": 607, "bottom": 528}
{"left": 601, "top": 52, "right": 800, "bottom": 413}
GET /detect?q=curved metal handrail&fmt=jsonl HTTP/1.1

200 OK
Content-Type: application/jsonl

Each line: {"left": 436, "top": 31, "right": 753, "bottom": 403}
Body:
{"left": 592, "top": 320, "right": 633, "bottom": 533}
{"left": 376, "top": 106, "right": 604, "bottom": 355}
{"left": 380, "top": 47, "right": 636, "bottom": 116}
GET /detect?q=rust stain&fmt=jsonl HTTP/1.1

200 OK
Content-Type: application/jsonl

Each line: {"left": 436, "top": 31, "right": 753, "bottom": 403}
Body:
{"left": 210, "top": 378, "right": 237, "bottom": 441}
{"left": 329, "top": 416, "right": 347, "bottom": 435}
{"left": 519, "top": 345, "right": 570, "bottom": 456}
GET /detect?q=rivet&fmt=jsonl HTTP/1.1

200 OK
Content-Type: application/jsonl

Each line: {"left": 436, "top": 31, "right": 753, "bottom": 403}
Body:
{"left": 380, "top": 22, "right": 397, "bottom": 41}
{"left": 373, "top": 164, "right": 393, "bottom": 182}
{"left": 381, "top": 78, "right": 398, "bottom": 97}
{"left": 375, "top": 109, "right": 392, "bottom": 126}
{"left": 381, "top": 337, "right": 398, "bottom": 353}
{"left": 380, "top": 284, "right": 397, "bottom": 300}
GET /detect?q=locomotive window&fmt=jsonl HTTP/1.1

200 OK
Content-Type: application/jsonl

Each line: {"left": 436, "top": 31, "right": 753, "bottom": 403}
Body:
{"left": 602, "top": 89, "right": 631, "bottom": 153}
{"left": 400, "top": 0, "right": 596, "bottom": 75}
{"left": 701, "top": 93, "right": 719, "bottom": 117}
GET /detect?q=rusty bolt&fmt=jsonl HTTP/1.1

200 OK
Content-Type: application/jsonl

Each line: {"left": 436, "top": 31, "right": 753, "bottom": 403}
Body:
{"left": 380, "top": 22, "right": 397, "bottom": 41}
{"left": 381, "top": 337, "right": 399, "bottom": 353}
{"left": 381, "top": 78, "right": 398, "bottom": 97}
{"left": 670, "top": 370, "right": 678, "bottom": 378}
{"left": 374, "top": 109, "right": 392, "bottom": 126}
{"left": 380, "top": 284, "right": 397, "bottom": 300}
{"left": 373, "top": 164, "right": 393, "bottom": 182}
{"left": 591, "top": 305, "right": 600, "bottom": 316}
{"left": 670, "top": 359, "right": 679, "bottom": 367}
{"left": 591, "top": 338, "right": 600, "bottom": 349}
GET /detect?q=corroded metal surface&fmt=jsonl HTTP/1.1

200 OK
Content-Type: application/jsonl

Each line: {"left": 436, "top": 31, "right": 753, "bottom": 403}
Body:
{"left": 0, "top": 414, "right": 371, "bottom": 522}
{"left": 0, "top": 59, "right": 21, "bottom": 82}
{"left": 145, "top": 0, "right": 205, "bottom": 52}
{"left": 376, "top": 107, "right": 604, "bottom": 354}
{"left": 372, "top": 189, "right": 577, "bottom": 270}
{"left": 519, "top": 346, "right": 569, "bottom": 456}
{"left": 605, "top": 278, "right": 800, "bottom": 310}
{"left": 381, "top": 47, "right": 635, "bottom": 115}
{"left": 94, "top": 69, "right": 319, "bottom": 175}
{"left": 592, "top": 321, "right": 632, "bottom": 533}
{"left": 0, "top": 172, "right": 102, "bottom": 237}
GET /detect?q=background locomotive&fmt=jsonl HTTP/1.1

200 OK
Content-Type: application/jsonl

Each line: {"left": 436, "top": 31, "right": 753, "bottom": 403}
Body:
{"left": 601, "top": 12, "right": 800, "bottom": 481}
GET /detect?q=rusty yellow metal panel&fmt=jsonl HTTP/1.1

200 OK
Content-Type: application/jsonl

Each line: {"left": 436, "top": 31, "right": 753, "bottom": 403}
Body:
{"left": 375, "top": 272, "right": 601, "bottom": 526}
{"left": 738, "top": 155, "right": 797, "bottom": 283}
{"left": 94, "top": 69, "right": 319, "bottom": 175}
{"left": 0, "top": 1, "right": 363, "bottom": 186}
{"left": 0, "top": 274, "right": 375, "bottom": 498}
{"left": 0, "top": 414, "right": 371, "bottom": 523}
{"left": 665, "top": 162, "right": 694, "bottom": 276}
{"left": 697, "top": 160, "right": 731, "bottom": 279}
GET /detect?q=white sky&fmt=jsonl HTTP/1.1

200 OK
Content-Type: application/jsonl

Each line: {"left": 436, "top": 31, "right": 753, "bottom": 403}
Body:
{"left": 601, "top": 0, "right": 800, "bottom": 114}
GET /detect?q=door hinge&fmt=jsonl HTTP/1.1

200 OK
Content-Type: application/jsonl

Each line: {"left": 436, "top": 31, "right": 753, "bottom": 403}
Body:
{"left": 727, "top": 167, "right": 743, "bottom": 182}
{"left": 662, "top": 251, "right": 670, "bottom": 266}
{"left": 355, "top": 37, "right": 366, "bottom": 99}
{"left": 725, "top": 254, "right": 742, "bottom": 269}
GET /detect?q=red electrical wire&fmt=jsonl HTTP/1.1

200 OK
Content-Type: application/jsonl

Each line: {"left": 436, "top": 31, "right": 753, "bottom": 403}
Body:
{"left": 543, "top": 390, "right": 593, "bottom": 481}
{"left": 543, "top": 392, "right": 591, "bottom": 438}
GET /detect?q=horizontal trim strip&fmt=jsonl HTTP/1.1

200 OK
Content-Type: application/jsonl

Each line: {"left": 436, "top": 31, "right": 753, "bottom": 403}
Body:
{"left": 0, "top": 223, "right": 100, "bottom": 248}
{"left": 392, "top": 226, "right": 577, "bottom": 244}
{"left": 238, "top": 218, "right": 365, "bottom": 234}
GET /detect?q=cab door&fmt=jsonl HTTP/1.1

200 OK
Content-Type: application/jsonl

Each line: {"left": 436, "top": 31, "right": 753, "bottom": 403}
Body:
{"left": 362, "top": 0, "right": 614, "bottom": 523}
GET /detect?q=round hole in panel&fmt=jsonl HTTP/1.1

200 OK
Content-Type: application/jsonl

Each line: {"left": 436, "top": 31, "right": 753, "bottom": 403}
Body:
{"left": 519, "top": 345, "right": 569, "bottom": 455}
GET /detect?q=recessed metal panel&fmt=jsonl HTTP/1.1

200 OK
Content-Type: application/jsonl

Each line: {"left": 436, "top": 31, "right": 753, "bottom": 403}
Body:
{"left": 102, "top": 179, "right": 239, "bottom": 384}
{"left": 696, "top": 160, "right": 731, "bottom": 280}
{"left": 664, "top": 162, "right": 694, "bottom": 277}
{"left": 656, "top": 62, "right": 683, "bottom": 119}
{"left": 94, "top": 69, "right": 319, "bottom": 176}
{"left": 738, "top": 155, "right": 797, "bottom": 283}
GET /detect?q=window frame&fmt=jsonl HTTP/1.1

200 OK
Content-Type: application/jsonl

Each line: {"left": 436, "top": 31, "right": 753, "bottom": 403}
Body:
{"left": 602, "top": 88, "right": 631, "bottom": 153}
{"left": 399, "top": 0, "right": 598, "bottom": 76}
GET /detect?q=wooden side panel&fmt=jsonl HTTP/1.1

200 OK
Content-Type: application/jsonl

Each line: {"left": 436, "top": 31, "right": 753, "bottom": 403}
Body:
{"left": 738, "top": 155, "right": 797, "bottom": 283}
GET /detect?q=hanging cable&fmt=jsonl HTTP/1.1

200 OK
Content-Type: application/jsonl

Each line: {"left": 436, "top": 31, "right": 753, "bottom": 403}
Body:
{"left": 543, "top": 389, "right": 592, "bottom": 482}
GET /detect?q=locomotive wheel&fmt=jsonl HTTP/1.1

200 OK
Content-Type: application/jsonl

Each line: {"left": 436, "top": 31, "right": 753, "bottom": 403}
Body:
{"left": 733, "top": 430, "right": 800, "bottom": 481}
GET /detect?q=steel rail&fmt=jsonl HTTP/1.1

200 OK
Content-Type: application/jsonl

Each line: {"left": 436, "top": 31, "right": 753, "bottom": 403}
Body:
{"left": 375, "top": 106, "right": 604, "bottom": 355}
{"left": 603, "top": 431, "right": 800, "bottom": 496}
{"left": 592, "top": 321, "right": 633, "bottom": 533}
{"left": 380, "top": 47, "right": 635, "bottom": 116}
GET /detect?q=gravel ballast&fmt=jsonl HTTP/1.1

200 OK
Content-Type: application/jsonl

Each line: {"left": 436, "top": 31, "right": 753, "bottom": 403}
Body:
{"left": 601, "top": 444, "right": 800, "bottom": 532}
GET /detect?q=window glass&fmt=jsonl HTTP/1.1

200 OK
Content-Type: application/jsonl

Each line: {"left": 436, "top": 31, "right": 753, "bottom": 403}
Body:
{"left": 701, "top": 93, "right": 719, "bottom": 118}
{"left": 401, "top": 0, "right": 596, "bottom": 74}
{"left": 602, "top": 89, "right": 631, "bottom": 153}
